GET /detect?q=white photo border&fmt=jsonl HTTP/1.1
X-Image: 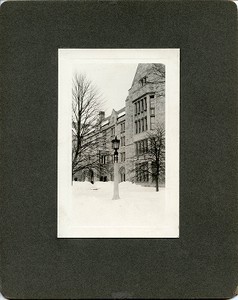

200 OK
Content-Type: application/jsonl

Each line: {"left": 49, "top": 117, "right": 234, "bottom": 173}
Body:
{"left": 58, "top": 49, "right": 180, "bottom": 238}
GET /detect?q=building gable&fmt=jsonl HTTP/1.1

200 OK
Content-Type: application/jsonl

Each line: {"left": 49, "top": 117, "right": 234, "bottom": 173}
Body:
{"left": 131, "top": 63, "right": 165, "bottom": 89}
{"left": 109, "top": 109, "right": 117, "bottom": 125}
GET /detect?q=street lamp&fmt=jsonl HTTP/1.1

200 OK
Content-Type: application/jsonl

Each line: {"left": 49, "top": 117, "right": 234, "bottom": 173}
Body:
{"left": 111, "top": 136, "right": 120, "bottom": 200}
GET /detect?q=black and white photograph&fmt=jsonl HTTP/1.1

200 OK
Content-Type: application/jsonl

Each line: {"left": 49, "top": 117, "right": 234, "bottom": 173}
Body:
{"left": 58, "top": 49, "right": 179, "bottom": 238}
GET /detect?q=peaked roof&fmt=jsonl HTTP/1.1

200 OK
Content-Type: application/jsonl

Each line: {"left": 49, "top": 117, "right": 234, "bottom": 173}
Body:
{"left": 102, "top": 106, "right": 126, "bottom": 123}
{"left": 131, "top": 63, "right": 153, "bottom": 87}
{"left": 130, "top": 63, "right": 165, "bottom": 88}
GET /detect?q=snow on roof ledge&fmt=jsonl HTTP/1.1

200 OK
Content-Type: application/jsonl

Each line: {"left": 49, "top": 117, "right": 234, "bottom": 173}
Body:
{"left": 101, "top": 120, "right": 109, "bottom": 126}
{"left": 117, "top": 111, "right": 126, "bottom": 118}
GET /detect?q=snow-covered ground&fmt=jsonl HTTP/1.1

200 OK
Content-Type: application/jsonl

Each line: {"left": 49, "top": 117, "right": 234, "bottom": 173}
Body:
{"left": 59, "top": 181, "right": 169, "bottom": 237}
{"left": 58, "top": 181, "right": 179, "bottom": 238}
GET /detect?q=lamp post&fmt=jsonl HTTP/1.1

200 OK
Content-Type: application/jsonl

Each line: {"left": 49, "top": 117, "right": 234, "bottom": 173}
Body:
{"left": 111, "top": 136, "right": 120, "bottom": 200}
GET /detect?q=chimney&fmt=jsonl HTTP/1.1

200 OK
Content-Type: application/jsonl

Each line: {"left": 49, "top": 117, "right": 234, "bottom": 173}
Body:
{"left": 99, "top": 111, "right": 105, "bottom": 123}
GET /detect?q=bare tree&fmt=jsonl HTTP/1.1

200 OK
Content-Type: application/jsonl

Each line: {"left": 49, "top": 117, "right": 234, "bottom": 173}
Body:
{"left": 144, "top": 63, "right": 165, "bottom": 97}
{"left": 151, "top": 63, "right": 165, "bottom": 97}
{"left": 152, "top": 63, "right": 165, "bottom": 81}
{"left": 146, "top": 124, "right": 165, "bottom": 191}
{"left": 130, "top": 124, "right": 165, "bottom": 192}
{"left": 72, "top": 73, "right": 106, "bottom": 179}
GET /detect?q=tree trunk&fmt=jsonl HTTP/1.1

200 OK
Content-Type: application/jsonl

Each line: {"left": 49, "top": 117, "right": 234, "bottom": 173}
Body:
{"left": 156, "top": 163, "right": 160, "bottom": 192}
{"left": 155, "top": 175, "right": 159, "bottom": 192}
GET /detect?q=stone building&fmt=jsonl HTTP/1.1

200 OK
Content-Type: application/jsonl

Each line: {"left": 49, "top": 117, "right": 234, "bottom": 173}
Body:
{"left": 73, "top": 63, "right": 165, "bottom": 186}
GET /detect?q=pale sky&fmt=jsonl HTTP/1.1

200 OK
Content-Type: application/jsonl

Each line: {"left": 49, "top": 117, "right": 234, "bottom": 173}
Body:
{"left": 73, "top": 63, "right": 138, "bottom": 116}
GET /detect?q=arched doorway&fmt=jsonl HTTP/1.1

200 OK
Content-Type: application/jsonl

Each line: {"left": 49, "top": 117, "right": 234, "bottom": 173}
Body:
{"left": 88, "top": 169, "right": 94, "bottom": 184}
{"left": 119, "top": 166, "right": 126, "bottom": 182}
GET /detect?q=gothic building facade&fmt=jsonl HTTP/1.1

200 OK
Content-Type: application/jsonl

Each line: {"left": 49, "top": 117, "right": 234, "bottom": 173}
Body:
{"left": 73, "top": 63, "right": 165, "bottom": 186}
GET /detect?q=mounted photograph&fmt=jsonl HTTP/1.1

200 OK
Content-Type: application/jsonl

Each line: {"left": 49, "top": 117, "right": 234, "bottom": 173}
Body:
{"left": 58, "top": 49, "right": 179, "bottom": 238}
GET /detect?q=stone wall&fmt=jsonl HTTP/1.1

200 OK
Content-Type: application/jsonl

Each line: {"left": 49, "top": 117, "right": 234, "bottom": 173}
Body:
{"left": 125, "top": 63, "right": 165, "bottom": 186}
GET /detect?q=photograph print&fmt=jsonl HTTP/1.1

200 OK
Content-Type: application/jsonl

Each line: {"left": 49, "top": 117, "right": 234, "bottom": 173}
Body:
{"left": 58, "top": 49, "right": 179, "bottom": 238}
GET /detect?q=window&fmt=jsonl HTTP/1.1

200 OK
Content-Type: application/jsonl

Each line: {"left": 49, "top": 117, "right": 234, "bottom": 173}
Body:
{"left": 135, "top": 117, "right": 148, "bottom": 134}
{"left": 150, "top": 95, "right": 155, "bottom": 104}
{"left": 150, "top": 116, "right": 155, "bottom": 129}
{"left": 121, "top": 136, "right": 125, "bottom": 146}
{"left": 144, "top": 97, "right": 147, "bottom": 111}
{"left": 135, "top": 139, "right": 148, "bottom": 156}
{"left": 134, "top": 97, "right": 149, "bottom": 134}
{"left": 141, "top": 99, "right": 144, "bottom": 113}
{"left": 150, "top": 95, "right": 155, "bottom": 116}
{"left": 134, "top": 97, "right": 147, "bottom": 115}
{"left": 111, "top": 126, "right": 115, "bottom": 136}
{"left": 139, "top": 76, "right": 147, "bottom": 86}
{"left": 121, "top": 122, "right": 125, "bottom": 133}
{"left": 121, "top": 152, "right": 125, "bottom": 162}
{"left": 135, "top": 117, "right": 147, "bottom": 134}
{"left": 141, "top": 118, "right": 144, "bottom": 132}
{"left": 100, "top": 154, "right": 108, "bottom": 164}
{"left": 121, "top": 173, "right": 126, "bottom": 182}
{"left": 150, "top": 108, "right": 155, "bottom": 116}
